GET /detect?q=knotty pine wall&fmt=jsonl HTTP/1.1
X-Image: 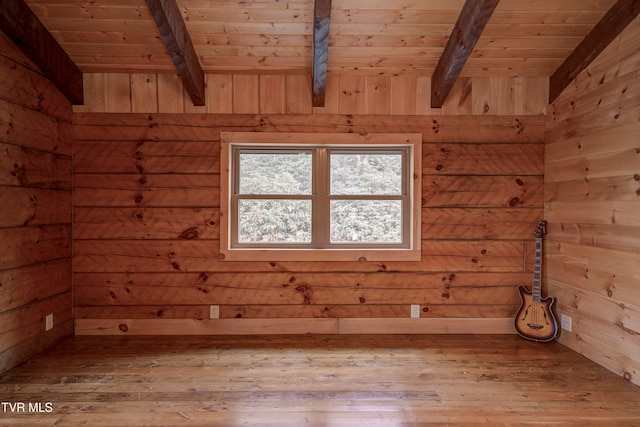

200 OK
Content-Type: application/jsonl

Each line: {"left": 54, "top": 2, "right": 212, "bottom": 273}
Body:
{"left": 545, "top": 17, "right": 640, "bottom": 386}
{"left": 73, "top": 112, "right": 544, "bottom": 336}
{"left": 71, "top": 54, "right": 549, "bottom": 336}
{"left": 0, "top": 33, "right": 73, "bottom": 372}
{"left": 73, "top": 73, "right": 548, "bottom": 117}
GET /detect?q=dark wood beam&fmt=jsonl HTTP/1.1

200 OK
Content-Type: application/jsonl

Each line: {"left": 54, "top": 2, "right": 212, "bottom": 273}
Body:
{"left": 0, "top": 0, "right": 83, "bottom": 104}
{"left": 312, "top": 0, "right": 332, "bottom": 107}
{"left": 145, "top": 0, "right": 205, "bottom": 106}
{"left": 430, "top": 0, "right": 499, "bottom": 108}
{"left": 549, "top": 0, "right": 640, "bottom": 103}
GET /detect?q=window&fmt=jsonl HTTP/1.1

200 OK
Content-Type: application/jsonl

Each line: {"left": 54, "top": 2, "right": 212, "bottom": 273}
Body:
{"left": 220, "top": 132, "right": 422, "bottom": 261}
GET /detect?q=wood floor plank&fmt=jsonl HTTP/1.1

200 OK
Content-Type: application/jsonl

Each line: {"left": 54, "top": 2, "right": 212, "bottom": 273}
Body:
{"left": 0, "top": 335, "right": 639, "bottom": 426}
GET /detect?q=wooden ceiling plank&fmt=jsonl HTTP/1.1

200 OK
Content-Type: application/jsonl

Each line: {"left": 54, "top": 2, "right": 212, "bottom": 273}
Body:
{"left": 430, "top": 0, "right": 500, "bottom": 108}
{"left": 548, "top": 0, "right": 640, "bottom": 103}
{"left": 0, "top": 0, "right": 83, "bottom": 104}
{"left": 312, "top": 0, "right": 332, "bottom": 108}
{"left": 145, "top": 0, "right": 205, "bottom": 106}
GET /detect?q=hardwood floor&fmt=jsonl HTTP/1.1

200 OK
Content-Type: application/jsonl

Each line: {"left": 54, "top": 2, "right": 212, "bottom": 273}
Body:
{"left": 1, "top": 334, "right": 639, "bottom": 426}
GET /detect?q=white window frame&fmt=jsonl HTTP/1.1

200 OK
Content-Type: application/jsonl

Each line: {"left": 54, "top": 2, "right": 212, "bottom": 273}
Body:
{"left": 220, "top": 132, "right": 422, "bottom": 262}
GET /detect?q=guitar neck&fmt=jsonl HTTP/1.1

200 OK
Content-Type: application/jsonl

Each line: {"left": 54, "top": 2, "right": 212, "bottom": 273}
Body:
{"left": 532, "top": 236, "right": 542, "bottom": 302}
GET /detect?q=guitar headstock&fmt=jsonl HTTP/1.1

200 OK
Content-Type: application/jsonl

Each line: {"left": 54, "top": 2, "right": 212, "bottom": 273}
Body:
{"left": 534, "top": 220, "right": 547, "bottom": 238}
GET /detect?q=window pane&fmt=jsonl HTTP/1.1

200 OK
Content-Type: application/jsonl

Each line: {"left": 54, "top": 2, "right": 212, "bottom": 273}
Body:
{"left": 330, "top": 200, "right": 403, "bottom": 243}
{"left": 330, "top": 152, "right": 403, "bottom": 195}
{"left": 239, "top": 151, "right": 312, "bottom": 195}
{"left": 238, "top": 199, "right": 312, "bottom": 243}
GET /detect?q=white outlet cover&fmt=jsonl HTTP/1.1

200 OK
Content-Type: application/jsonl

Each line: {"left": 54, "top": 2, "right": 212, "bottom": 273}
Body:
{"left": 561, "top": 314, "right": 572, "bottom": 332}
{"left": 210, "top": 305, "right": 220, "bottom": 319}
{"left": 410, "top": 304, "right": 421, "bottom": 318}
{"left": 45, "top": 314, "right": 54, "bottom": 331}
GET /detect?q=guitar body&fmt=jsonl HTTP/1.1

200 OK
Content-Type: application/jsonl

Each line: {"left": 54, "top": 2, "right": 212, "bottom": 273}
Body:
{"left": 515, "top": 285, "right": 558, "bottom": 342}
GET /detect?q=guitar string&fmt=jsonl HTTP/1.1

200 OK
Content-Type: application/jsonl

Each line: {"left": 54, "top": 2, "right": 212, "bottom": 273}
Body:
{"left": 534, "top": 235, "right": 541, "bottom": 334}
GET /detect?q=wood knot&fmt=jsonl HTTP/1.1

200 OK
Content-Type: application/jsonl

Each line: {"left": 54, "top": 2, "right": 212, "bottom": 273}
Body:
{"left": 10, "top": 163, "right": 27, "bottom": 185}
{"left": 118, "top": 323, "right": 129, "bottom": 333}
{"left": 179, "top": 227, "right": 199, "bottom": 240}
{"left": 295, "top": 284, "right": 312, "bottom": 304}
{"left": 359, "top": 297, "right": 366, "bottom": 304}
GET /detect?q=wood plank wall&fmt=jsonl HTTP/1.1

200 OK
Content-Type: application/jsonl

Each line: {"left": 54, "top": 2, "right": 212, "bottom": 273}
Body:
{"left": 545, "top": 18, "right": 640, "bottom": 387}
{"left": 73, "top": 73, "right": 548, "bottom": 117}
{"left": 73, "top": 113, "right": 544, "bottom": 336}
{"left": 0, "top": 33, "right": 73, "bottom": 373}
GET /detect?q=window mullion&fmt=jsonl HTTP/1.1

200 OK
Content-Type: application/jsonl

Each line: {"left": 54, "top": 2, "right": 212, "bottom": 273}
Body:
{"left": 314, "top": 147, "right": 329, "bottom": 247}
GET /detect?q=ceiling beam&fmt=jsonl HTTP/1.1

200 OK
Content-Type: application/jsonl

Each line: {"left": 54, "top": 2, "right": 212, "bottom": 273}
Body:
{"left": 312, "top": 0, "right": 332, "bottom": 108}
{"left": 430, "top": 0, "right": 499, "bottom": 108}
{"left": 549, "top": 0, "right": 640, "bottom": 103}
{"left": 145, "top": 0, "right": 205, "bottom": 106}
{"left": 0, "top": 0, "right": 83, "bottom": 104}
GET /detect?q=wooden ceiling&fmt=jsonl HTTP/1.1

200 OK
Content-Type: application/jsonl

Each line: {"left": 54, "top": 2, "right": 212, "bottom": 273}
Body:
{"left": 3, "top": 0, "right": 639, "bottom": 106}
{"left": 20, "top": 0, "right": 615, "bottom": 76}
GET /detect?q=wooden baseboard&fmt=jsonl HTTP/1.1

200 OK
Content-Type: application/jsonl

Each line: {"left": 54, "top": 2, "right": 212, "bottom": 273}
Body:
{"left": 75, "top": 318, "right": 516, "bottom": 335}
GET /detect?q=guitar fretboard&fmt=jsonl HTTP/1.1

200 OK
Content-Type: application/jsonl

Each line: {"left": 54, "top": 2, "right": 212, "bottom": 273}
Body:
{"left": 532, "top": 236, "right": 542, "bottom": 302}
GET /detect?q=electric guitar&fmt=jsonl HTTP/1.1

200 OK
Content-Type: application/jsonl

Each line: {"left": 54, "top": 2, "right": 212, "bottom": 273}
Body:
{"left": 514, "top": 220, "right": 558, "bottom": 342}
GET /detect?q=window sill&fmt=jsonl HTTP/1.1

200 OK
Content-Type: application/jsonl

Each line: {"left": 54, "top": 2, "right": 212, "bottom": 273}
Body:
{"left": 219, "top": 248, "right": 422, "bottom": 262}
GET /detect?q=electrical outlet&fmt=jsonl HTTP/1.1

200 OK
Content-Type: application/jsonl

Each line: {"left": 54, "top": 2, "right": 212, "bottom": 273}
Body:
{"left": 410, "top": 304, "right": 421, "bottom": 318}
{"left": 561, "top": 313, "right": 572, "bottom": 332}
{"left": 45, "top": 314, "right": 54, "bottom": 331}
{"left": 210, "top": 305, "right": 220, "bottom": 319}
